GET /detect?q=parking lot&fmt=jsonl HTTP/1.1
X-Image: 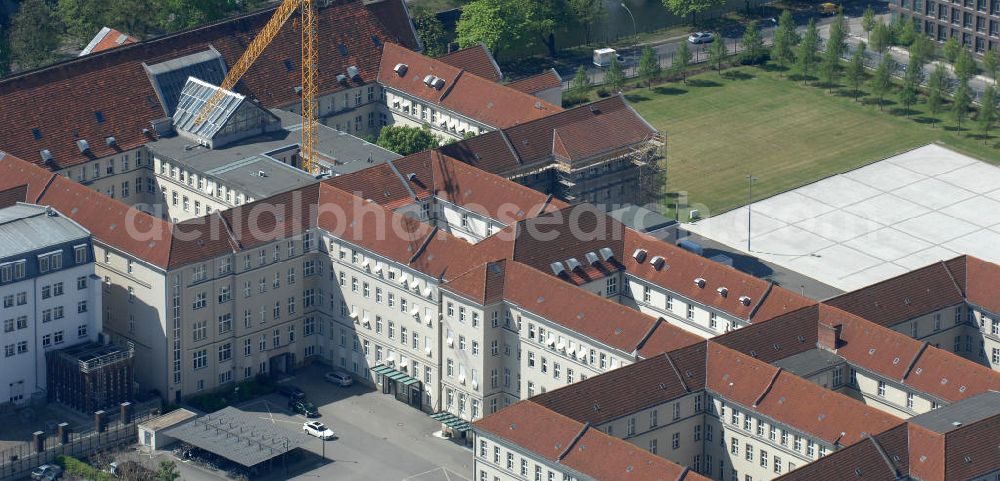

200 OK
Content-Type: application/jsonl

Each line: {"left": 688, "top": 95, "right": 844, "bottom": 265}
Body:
{"left": 170, "top": 365, "right": 471, "bottom": 481}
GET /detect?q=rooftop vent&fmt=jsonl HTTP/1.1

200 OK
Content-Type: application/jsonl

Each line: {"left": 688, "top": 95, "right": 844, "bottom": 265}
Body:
{"left": 394, "top": 63, "right": 408, "bottom": 76}
{"left": 550, "top": 262, "right": 566, "bottom": 276}
{"left": 336, "top": 74, "right": 348, "bottom": 85}
{"left": 717, "top": 287, "right": 728, "bottom": 297}
{"left": 739, "top": 295, "right": 752, "bottom": 306}
{"left": 599, "top": 247, "right": 615, "bottom": 261}
{"left": 432, "top": 77, "right": 446, "bottom": 90}
{"left": 40, "top": 149, "right": 54, "bottom": 164}
{"left": 585, "top": 252, "right": 600, "bottom": 265}
{"left": 632, "top": 248, "right": 647, "bottom": 263}
{"left": 105, "top": 136, "right": 117, "bottom": 147}
{"left": 347, "top": 66, "right": 360, "bottom": 80}
{"left": 76, "top": 139, "right": 90, "bottom": 154}
{"left": 258, "top": 170, "right": 268, "bottom": 178}
{"left": 650, "top": 256, "right": 665, "bottom": 271}
{"left": 566, "top": 258, "right": 582, "bottom": 271}
{"left": 694, "top": 277, "right": 706, "bottom": 288}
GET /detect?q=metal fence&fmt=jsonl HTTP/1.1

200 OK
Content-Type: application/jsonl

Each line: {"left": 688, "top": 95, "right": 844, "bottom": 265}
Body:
{"left": 0, "top": 402, "right": 159, "bottom": 481}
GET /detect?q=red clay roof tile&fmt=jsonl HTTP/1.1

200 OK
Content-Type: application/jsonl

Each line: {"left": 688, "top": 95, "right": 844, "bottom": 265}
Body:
{"left": 377, "top": 43, "right": 558, "bottom": 130}
{"left": 507, "top": 69, "right": 562, "bottom": 95}
{"left": 0, "top": 0, "right": 397, "bottom": 169}
{"left": 437, "top": 44, "right": 502, "bottom": 82}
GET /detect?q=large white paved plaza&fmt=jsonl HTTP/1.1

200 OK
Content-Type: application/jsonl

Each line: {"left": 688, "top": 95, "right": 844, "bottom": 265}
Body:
{"left": 686, "top": 144, "right": 1000, "bottom": 293}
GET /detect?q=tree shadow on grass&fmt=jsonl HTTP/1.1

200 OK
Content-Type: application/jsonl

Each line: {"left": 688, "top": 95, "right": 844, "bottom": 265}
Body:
{"left": 861, "top": 98, "right": 897, "bottom": 109}
{"left": 625, "top": 92, "right": 653, "bottom": 103}
{"left": 787, "top": 73, "right": 816, "bottom": 83}
{"left": 889, "top": 107, "right": 918, "bottom": 117}
{"left": 943, "top": 125, "right": 964, "bottom": 132}
{"left": 913, "top": 116, "right": 939, "bottom": 125}
{"left": 759, "top": 63, "right": 788, "bottom": 74}
{"left": 968, "top": 132, "right": 994, "bottom": 142}
{"left": 687, "top": 78, "right": 723, "bottom": 87}
{"left": 833, "top": 89, "right": 864, "bottom": 100}
{"left": 653, "top": 86, "right": 688, "bottom": 96}
{"left": 723, "top": 70, "right": 755, "bottom": 81}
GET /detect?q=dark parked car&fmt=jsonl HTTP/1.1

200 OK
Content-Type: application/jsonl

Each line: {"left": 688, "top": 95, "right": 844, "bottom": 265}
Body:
{"left": 289, "top": 400, "right": 320, "bottom": 418}
{"left": 277, "top": 385, "right": 305, "bottom": 400}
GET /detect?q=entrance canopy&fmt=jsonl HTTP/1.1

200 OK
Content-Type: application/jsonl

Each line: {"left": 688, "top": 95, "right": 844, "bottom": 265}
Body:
{"left": 431, "top": 412, "right": 470, "bottom": 432}
{"left": 163, "top": 406, "right": 309, "bottom": 467}
{"left": 372, "top": 364, "right": 420, "bottom": 386}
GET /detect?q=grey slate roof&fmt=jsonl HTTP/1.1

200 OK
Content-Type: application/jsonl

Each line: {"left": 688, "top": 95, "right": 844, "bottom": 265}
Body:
{"left": 162, "top": 406, "right": 310, "bottom": 467}
{"left": 0, "top": 203, "right": 90, "bottom": 261}
{"left": 772, "top": 348, "right": 845, "bottom": 377}
{"left": 909, "top": 390, "right": 1000, "bottom": 433}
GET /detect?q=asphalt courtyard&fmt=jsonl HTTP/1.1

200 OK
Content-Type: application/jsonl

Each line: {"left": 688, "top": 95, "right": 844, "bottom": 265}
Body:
{"left": 686, "top": 144, "right": 1000, "bottom": 292}
{"left": 167, "top": 365, "right": 471, "bottom": 481}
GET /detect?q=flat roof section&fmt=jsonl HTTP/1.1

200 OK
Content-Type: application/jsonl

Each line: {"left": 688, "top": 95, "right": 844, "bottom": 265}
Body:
{"left": 148, "top": 109, "right": 399, "bottom": 199}
{"left": 686, "top": 144, "right": 1000, "bottom": 291}
{"left": 909, "top": 390, "right": 1000, "bottom": 433}
{"left": 772, "top": 348, "right": 844, "bottom": 377}
{"left": 163, "top": 406, "right": 310, "bottom": 467}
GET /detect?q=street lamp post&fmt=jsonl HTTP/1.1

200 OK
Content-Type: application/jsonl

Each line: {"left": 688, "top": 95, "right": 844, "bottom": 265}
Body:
{"left": 746, "top": 174, "right": 757, "bottom": 252}
{"left": 620, "top": 3, "right": 638, "bottom": 58}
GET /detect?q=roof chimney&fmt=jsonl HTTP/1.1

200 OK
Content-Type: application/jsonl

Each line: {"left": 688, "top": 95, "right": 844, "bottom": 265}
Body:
{"left": 818, "top": 323, "right": 843, "bottom": 351}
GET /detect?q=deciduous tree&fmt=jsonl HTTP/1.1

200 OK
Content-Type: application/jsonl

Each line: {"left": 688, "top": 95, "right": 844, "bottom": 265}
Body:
{"left": 909, "top": 34, "right": 934, "bottom": 67}
{"left": 984, "top": 47, "right": 1000, "bottom": 81}
{"left": 953, "top": 81, "right": 971, "bottom": 130}
{"left": 376, "top": 125, "right": 440, "bottom": 156}
{"left": 770, "top": 10, "right": 798, "bottom": 73}
{"left": 569, "top": 65, "right": 591, "bottom": 99}
{"left": 638, "top": 46, "right": 661, "bottom": 87}
{"left": 846, "top": 41, "right": 867, "bottom": 100}
{"left": 927, "top": 63, "right": 947, "bottom": 126}
{"left": 898, "top": 57, "right": 921, "bottom": 116}
{"left": 942, "top": 37, "right": 961, "bottom": 64}
{"left": 412, "top": 8, "right": 449, "bottom": 57}
{"left": 740, "top": 20, "right": 765, "bottom": 65}
{"left": 862, "top": 5, "right": 876, "bottom": 40}
{"left": 661, "top": 0, "right": 725, "bottom": 25}
{"left": 567, "top": 0, "right": 605, "bottom": 45}
{"left": 9, "top": 0, "right": 62, "bottom": 71}
{"left": 795, "top": 18, "right": 820, "bottom": 83}
{"left": 979, "top": 85, "right": 997, "bottom": 141}
{"left": 954, "top": 49, "right": 976, "bottom": 83}
{"left": 870, "top": 21, "right": 891, "bottom": 54}
{"left": 673, "top": 40, "right": 692, "bottom": 83}
{"left": 870, "top": 54, "right": 895, "bottom": 110}
{"left": 709, "top": 33, "right": 728, "bottom": 74}
{"left": 606, "top": 54, "right": 625, "bottom": 91}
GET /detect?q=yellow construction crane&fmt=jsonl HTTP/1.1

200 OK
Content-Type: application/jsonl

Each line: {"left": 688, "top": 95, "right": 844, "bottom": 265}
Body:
{"left": 193, "top": 0, "right": 318, "bottom": 174}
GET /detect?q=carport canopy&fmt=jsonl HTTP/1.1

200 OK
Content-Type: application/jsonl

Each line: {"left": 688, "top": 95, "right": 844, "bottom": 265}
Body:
{"left": 431, "top": 412, "right": 470, "bottom": 432}
{"left": 163, "top": 406, "right": 310, "bottom": 467}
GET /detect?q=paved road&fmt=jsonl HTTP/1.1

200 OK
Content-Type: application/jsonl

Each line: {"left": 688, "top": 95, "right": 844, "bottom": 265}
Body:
{"left": 558, "top": 6, "right": 997, "bottom": 103}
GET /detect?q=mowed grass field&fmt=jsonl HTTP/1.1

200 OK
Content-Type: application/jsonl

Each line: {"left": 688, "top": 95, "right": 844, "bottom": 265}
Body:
{"left": 625, "top": 67, "right": 996, "bottom": 217}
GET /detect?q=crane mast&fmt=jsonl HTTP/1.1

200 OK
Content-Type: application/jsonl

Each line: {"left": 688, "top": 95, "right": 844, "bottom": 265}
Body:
{"left": 192, "top": 0, "right": 318, "bottom": 174}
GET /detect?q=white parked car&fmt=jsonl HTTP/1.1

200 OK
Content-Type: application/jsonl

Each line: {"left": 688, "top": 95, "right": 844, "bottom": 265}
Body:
{"left": 324, "top": 371, "right": 354, "bottom": 386}
{"left": 303, "top": 421, "right": 335, "bottom": 440}
{"left": 687, "top": 32, "right": 714, "bottom": 44}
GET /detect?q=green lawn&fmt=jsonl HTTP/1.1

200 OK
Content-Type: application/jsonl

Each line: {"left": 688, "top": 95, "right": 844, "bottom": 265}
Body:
{"left": 620, "top": 66, "right": 1000, "bottom": 218}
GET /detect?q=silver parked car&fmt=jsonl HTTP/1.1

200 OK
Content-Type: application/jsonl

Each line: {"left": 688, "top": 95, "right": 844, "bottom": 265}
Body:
{"left": 324, "top": 370, "right": 354, "bottom": 387}
{"left": 687, "top": 32, "right": 714, "bottom": 44}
